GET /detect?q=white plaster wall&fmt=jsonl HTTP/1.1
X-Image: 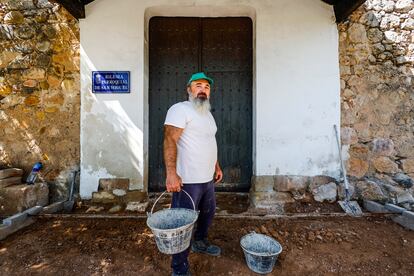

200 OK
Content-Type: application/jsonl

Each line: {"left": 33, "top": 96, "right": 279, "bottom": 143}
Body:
{"left": 80, "top": 0, "right": 340, "bottom": 198}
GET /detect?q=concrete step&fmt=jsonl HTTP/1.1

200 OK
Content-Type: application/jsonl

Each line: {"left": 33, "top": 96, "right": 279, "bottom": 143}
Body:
{"left": 0, "top": 183, "right": 49, "bottom": 216}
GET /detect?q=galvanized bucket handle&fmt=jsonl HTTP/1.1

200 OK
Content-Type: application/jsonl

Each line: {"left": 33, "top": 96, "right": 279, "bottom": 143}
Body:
{"left": 150, "top": 189, "right": 196, "bottom": 216}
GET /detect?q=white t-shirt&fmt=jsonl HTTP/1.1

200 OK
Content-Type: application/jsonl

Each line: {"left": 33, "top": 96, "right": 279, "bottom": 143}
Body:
{"left": 164, "top": 101, "right": 217, "bottom": 184}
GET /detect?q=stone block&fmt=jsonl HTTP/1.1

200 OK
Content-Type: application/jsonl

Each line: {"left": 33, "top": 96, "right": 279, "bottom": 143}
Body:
{"left": 124, "top": 191, "right": 147, "bottom": 203}
{"left": 99, "top": 178, "right": 129, "bottom": 191}
{"left": 347, "top": 158, "right": 369, "bottom": 178}
{"left": 392, "top": 210, "right": 414, "bottom": 231}
{"left": 3, "top": 212, "right": 28, "bottom": 226}
{"left": 363, "top": 200, "right": 390, "bottom": 213}
{"left": 312, "top": 182, "right": 337, "bottom": 203}
{"left": 251, "top": 176, "right": 274, "bottom": 192}
{"left": 250, "top": 191, "right": 294, "bottom": 213}
{"left": 402, "top": 159, "right": 414, "bottom": 174}
{"left": 126, "top": 202, "right": 148, "bottom": 212}
{"left": 372, "top": 157, "right": 399, "bottom": 173}
{"left": 0, "top": 51, "right": 21, "bottom": 69}
{"left": 397, "top": 192, "right": 414, "bottom": 204}
{"left": 372, "top": 138, "right": 394, "bottom": 156}
{"left": 0, "top": 183, "right": 49, "bottom": 216}
{"left": 308, "top": 175, "right": 336, "bottom": 191}
{"left": 337, "top": 182, "right": 357, "bottom": 200}
{"left": 85, "top": 206, "right": 104, "bottom": 213}
{"left": 22, "top": 68, "right": 45, "bottom": 80}
{"left": 113, "top": 189, "right": 127, "bottom": 197}
{"left": 91, "top": 191, "right": 117, "bottom": 204}
{"left": 274, "top": 175, "right": 309, "bottom": 192}
{"left": 23, "top": 206, "right": 43, "bottom": 216}
{"left": 392, "top": 173, "right": 413, "bottom": 189}
{"left": 0, "top": 168, "right": 23, "bottom": 179}
{"left": 385, "top": 203, "right": 406, "bottom": 214}
{"left": 109, "top": 205, "right": 123, "bottom": 213}
{"left": 0, "top": 217, "right": 35, "bottom": 241}
{"left": 3, "top": 0, "right": 36, "bottom": 10}
{"left": 348, "top": 23, "right": 368, "bottom": 44}
{"left": 63, "top": 201, "right": 75, "bottom": 212}
{"left": 0, "top": 176, "right": 22, "bottom": 188}
{"left": 403, "top": 210, "right": 414, "bottom": 220}
{"left": 341, "top": 127, "right": 358, "bottom": 145}
{"left": 42, "top": 201, "right": 64, "bottom": 214}
{"left": 395, "top": 0, "right": 414, "bottom": 12}
{"left": 355, "top": 180, "right": 387, "bottom": 201}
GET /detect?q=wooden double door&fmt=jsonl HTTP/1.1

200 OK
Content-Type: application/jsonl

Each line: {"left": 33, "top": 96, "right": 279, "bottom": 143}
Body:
{"left": 149, "top": 17, "right": 253, "bottom": 192}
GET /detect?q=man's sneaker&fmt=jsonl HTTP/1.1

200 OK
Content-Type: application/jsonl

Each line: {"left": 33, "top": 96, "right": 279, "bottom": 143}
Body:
{"left": 191, "top": 239, "right": 221, "bottom": 256}
{"left": 172, "top": 271, "right": 191, "bottom": 276}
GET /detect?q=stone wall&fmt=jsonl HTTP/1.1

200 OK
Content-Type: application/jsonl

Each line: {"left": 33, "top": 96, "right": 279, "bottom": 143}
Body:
{"left": 339, "top": 0, "right": 414, "bottom": 208}
{"left": 0, "top": 0, "right": 80, "bottom": 201}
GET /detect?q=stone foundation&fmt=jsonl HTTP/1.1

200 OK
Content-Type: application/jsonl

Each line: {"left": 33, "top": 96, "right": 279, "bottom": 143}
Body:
{"left": 250, "top": 175, "right": 337, "bottom": 213}
{"left": 84, "top": 178, "right": 148, "bottom": 213}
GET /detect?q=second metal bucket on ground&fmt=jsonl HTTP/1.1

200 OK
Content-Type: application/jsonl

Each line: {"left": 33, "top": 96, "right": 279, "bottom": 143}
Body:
{"left": 240, "top": 232, "right": 283, "bottom": 274}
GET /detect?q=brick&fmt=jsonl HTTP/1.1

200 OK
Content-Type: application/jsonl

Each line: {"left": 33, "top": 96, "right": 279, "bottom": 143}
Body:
{"left": 385, "top": 203, "right": 406, "bottom": 214}
{"left": 363, "top": 200, "right": 390, "bottom": 213}
{"left": 0, "top": 168, "right": 23, "bottom": 179}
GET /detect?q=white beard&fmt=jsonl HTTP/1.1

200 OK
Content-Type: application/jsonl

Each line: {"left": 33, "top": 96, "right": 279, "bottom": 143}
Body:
{"left": 188, "top": 92, "right": 211, "bottom": 115}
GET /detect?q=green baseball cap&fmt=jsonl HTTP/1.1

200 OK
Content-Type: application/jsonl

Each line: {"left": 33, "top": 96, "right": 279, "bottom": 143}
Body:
{"left": 187, "top": 72, "right": 214, "bottom": 86}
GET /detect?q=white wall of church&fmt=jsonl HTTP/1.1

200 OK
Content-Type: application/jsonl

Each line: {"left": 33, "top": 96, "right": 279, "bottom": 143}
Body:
{"left": 79, "top": 0, "right": 340, "bottom": 198}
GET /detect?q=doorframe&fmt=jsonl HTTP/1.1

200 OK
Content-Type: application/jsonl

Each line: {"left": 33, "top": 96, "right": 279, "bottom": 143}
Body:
{"left": 143, "top": 6, "right": 257, "bottom": 192}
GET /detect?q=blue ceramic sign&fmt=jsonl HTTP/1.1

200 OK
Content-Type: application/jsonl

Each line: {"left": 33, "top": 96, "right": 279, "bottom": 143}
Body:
{"left": 92, "top": 71, "right": 130, "bottom": 93}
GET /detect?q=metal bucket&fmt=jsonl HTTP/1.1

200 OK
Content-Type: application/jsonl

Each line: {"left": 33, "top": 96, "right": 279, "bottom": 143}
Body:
{"left": 240, "top": 232, "right": 283, "bottom": 274}
{"left": 147, "top": 190, "right": 198, "bottom": 255}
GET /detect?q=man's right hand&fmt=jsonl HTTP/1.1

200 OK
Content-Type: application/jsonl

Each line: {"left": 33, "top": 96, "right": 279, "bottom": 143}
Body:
{"left": 166, "top": 172, "right": 183, "bottom": 192}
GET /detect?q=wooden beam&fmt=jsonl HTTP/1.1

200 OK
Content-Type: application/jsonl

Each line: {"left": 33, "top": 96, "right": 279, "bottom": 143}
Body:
{"left": 54, "top": 0, "right": 365, "bottom": 22}
{"left": 321, "top": 0, "right": 337, "bottom": 5}
{"left": 81, "top": 0, "right": 96, "bottom": 5}
{"left": 53, "top": 0, "right": 85, "bottom": 19}
{"left": 334, "top": 0, "right": 367, "bottom": 23}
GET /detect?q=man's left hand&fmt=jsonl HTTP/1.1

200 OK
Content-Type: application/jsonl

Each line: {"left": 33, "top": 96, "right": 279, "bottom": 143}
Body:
{"left": 214, "top": 166, "right": 223, "bottom": 184}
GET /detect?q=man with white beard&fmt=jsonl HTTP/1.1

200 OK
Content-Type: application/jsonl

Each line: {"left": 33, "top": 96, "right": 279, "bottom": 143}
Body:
{"left": 163, "top": 72, "right": 223, "bottom": 276}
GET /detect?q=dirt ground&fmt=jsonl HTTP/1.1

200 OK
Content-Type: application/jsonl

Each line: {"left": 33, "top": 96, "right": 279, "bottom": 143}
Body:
{"left": 1, "top": 215, "right": 413, "bottom": 276}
